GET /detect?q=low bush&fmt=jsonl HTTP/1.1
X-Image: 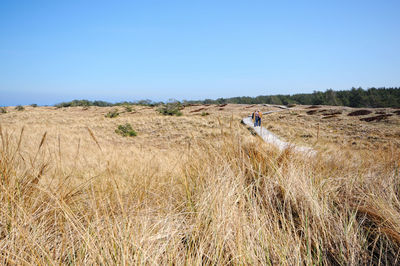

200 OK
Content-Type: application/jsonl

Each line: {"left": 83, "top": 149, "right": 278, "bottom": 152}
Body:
{"left": 124, "top": 105, "right": 134, "bottom": 113}
{"left": 31, "top": 104, "right": 38, "bottom": 107}
{"left": 157, "top": 101, "right": 182, "bottom": 116}
{"left": 0, "top": 107, "right": 7, "bottom": 113}
{"left": 105, "top": 109, "right": 120, "bottom": 118}
{"left": 115, "top": 123, "right": 137, "bottom": 137}
{"left": 201, "top": 112, "right": 210, "bottom": 116}
{"left": 348, "top": 110, "right": 372, "bottom": 116}
{"left": 55, "top": 99, "right": 91, "bottom": 108}
{"left": 360, "top": 114, "right": 392, "bottom": 122}
{"left": 15, "top": 105, "right": 25, "bottom": 111}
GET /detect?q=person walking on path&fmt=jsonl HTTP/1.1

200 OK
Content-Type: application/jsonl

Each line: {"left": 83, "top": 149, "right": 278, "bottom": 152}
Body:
{"left": 252, "top": 110, "right": 261, "bottom": 127}
{"left": 257, "top": 110, "right": 262, "bottom": 127}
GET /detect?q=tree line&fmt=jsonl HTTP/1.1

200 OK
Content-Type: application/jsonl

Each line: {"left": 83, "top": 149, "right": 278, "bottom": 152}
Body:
{"left": 54, "top": 87, "right": 399, "bottom": 108}
{"left": 54, "top": 99, "right": 157, "bottom": 108}
{"left": 195, "top": 87, "right": 400, "bottom": 108}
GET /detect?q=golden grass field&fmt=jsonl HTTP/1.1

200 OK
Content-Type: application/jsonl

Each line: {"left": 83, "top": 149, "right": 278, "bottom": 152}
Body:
{"left": 0, "top": 104, "right": 399, "bottom": 264}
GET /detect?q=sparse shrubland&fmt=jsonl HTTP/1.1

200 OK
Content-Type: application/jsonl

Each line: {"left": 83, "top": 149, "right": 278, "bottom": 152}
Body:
{"left": 0, "top": 105, "right": 399, "bottom": 264}
{"left": 0, "top": 107, "right": 6, "bottom": 113}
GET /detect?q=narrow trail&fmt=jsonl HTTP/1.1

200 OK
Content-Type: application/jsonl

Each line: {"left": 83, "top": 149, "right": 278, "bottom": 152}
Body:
{"left": 242, "top": 108, "right": 317, "bottom": 156}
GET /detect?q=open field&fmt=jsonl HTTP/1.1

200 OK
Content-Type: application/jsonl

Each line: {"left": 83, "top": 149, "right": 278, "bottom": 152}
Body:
{"left": 1, "top": 104, "right": 399, "bottom": 264}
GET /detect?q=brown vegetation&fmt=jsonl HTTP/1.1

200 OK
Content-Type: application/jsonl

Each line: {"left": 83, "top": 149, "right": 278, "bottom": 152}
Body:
{"left": 322, "top": 114, "right": 338, "bottom": 119}
{"left": 321, "top": 110, "right": 342, "bottom": 116}
{"left": 190, "top": 107, "right": 207, "bottom": 113}
{"left": 360, "top": 114, "right": 393, "bottom": 122}
{"left": 306, "top": 110, "right": 317, "bottom": 115}
{"left": 0, "top": 104, "right": 399, "bottom": 264}
{"left": 348, "top": 110, "right": 372, "bottom": 116}
{"left": 306, "top": 105, "right": 321, "bottom": 109}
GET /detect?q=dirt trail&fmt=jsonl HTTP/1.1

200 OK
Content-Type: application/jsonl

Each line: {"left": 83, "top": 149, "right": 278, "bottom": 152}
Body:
{"left": 243, "top": 109, "right": 316, "bottom": 156}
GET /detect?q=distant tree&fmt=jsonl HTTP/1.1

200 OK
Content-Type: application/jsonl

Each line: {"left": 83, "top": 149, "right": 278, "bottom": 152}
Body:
{"left": 311, "top": 91, "right": 324, "bottom": 105}
{"left": 325, "top": 89, "right": 338, "bottom": 106}
{"left": 270, "top": 96, "right": 282, "bottom": 105}
{"left": 216, "top": 98, "right": 226, "bottom": 104}
{"left": 203, "top": 99, "right": 214, "bottom": 104}
{"left": 348, "top": 87, "right": 364, "bottom": 107}
{"left": 93, "top": 100, "right": 112, "bottom": 107}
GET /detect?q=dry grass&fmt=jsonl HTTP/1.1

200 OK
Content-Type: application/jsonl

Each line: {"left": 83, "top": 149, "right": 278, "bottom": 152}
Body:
{"left": 261, "top": 105, "right": 400, "bottom": 151}
{"left": 0, "top": 104, "right": 399, "bottom": 264}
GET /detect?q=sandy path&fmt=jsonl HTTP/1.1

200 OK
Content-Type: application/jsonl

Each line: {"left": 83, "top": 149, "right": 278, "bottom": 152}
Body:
{"left": 243, "top": 110, "right": 316, "bottom": 156}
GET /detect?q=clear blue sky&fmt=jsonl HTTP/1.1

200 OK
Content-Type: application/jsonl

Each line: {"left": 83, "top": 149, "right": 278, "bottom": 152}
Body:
{"left": 1, "top": 0, "right": 399, "bottom": 106}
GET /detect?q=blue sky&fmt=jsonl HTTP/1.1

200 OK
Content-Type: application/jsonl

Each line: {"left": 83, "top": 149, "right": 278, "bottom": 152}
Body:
{"left": 1, "top": 0, "right": 399, "bottom": 106}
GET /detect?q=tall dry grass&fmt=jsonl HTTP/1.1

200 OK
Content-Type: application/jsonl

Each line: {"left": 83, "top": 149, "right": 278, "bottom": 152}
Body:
{"left": 0, "top": 122, "right": 399, "bottom": 264}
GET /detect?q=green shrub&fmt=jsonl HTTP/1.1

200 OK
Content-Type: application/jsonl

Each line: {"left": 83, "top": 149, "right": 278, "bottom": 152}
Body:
{"left": 15, "top": 105, "right": 25, "bottom": 111}
{"left": 124, "top": 105, "right": 134, "bottom": 113}
{"left": 105, "top": 109, "right": 120, "bottom": 118}
{"left": 201, "top": 112, "right": 210, "bottom": 116}
{"left": 0, "top": 107, "right": 7, "bottom": 114}
{"left": 115, "top": 123, "right": 137, "bottom": 137}
{"left": 31, "top": 103, "right": 38, "bottom": 107}
{"left": 157, "top": 101, "right": 182, "bottom": 116}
